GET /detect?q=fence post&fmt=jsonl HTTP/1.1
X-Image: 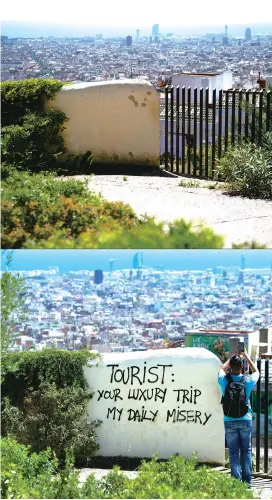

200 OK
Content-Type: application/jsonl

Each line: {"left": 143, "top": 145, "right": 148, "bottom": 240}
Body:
{"left": 224, "top": 90, "right": 229, "bottom": 152}
{"left": 170, "top": 85, "right": 174, "bottom": 172}
{"left": 258, "top": 90, "right": 263, "bottom": 146}
{"left": 245, "top": 90, "right": 250, "bottom": 140}
{"left": 231, "top": 90, "right": 236, "bottom": 146}
{"left": 205, "top": 88, "right": 209, "bottom": 178}
{"left": 218, "top": 89, "right": 223, "bottom": 160}
{"left": 199, "top": 88, "right": 203, "bottom": 177}
{"left": 182, "top": 86, "right": 186, "bottom": 175}
{"left": 193, "top": 87, "right": 198, "bottom": 176}
{"left": 266, "top": 89, "right": 271, "bottom": 132}
{"left": 251, "top": 90, "right": 256, "bottom": 143}
{"left": 176, "top": 86, "right": 180, "bottom": 173}
{"left": 165, "top": 86, "right": 169, "bottom": 169}
{"left": 238, "top": 90, "right": 242, "bottom": 143}
{"left": 256, "top": 358, "right": 261, "bottom": 472}
{"left": 212, "top": 89, "right": 216, "bottom": 179}
{"left": 263, "top": 359, "right": 269, "bottom": 473}
{"left": 187, "top": 87, "right": 191, "bottom": 176}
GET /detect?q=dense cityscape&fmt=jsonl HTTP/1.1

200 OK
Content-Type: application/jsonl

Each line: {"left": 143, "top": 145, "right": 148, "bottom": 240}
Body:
{"left": 2, "top": 24, "right": 272, "bottom": 88}
{"left": 6, "top": 254, "right": 272, "bottom": 353}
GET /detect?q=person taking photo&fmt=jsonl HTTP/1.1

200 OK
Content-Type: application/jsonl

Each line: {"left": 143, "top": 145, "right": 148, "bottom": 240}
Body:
{"left": 218, "top": 349, "right": 259, "bottom": 489}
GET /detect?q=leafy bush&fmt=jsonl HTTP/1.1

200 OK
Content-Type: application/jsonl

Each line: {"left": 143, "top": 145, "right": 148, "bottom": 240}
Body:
{"left": 217, "top": 142, "right": 272, "bottom": 199}
{"left": 232, "top": 240, "right": 267, "bottom": 249}
{"left": 1, "top": 169, "right": 138, "bottom": 248}
{"left": 2, "top": 383, "right": 100, "bottom": 462}
{"left": 1, "top": 442, "right": 256, "bottom": 500}
{"left": 1, "top": 79, "right": 63, "bottom": 127}
{"left": 1, "top": 79, "right": 70, "bottom": 173}
{"left": 82, "top": 455, "right": 255, "bottom": 499}
{"left": 1, "top": 350, "right": 100, "bottom": 462}
{"left": 1, "top": 349, "right": 96, "bottom": 406}
{"left": 1, "top": 253, "right": 26, "bottom": 358}
{"left": 24, "top": 218, "right": 225, "bottom": 249}
{"left": 1, "top": 438, "right": 81, "bottom": 499}
{"left": 2, "top": 111, "right": 68, "bottom": 172}
{"left": 1, "top": 169, "right": 226, "bottom": 249}
{"left": 1, "top": 437, "right": 58, "bottom": 499}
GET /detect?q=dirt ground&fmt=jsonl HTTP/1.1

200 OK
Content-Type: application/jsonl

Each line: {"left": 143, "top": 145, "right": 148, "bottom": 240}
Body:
{"left": 78, "top": 175, "right": 272, "bottom": 248}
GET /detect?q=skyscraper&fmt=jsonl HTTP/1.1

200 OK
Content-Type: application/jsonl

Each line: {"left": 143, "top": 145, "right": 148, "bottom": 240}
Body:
{"left": 109, "top": 259, "right": 115, "bottom": 274}
{"left": 126, "top": 35, "right": 132, "bottom": 47}
{"left": 94, "top": 269, "right": 103, "bottom": 285}
{"left": 222, "top": 25, "right": 229, "bottom": 46}
{"left": 245, "top": 27, "right": 252, "bottom": 41}
{"left": 133, "top": 252, "right": 143, "bottom": 269}
{"left": 152, "top": 24, "right": 159, "bottom": 37}
{"left": 136, "top": 29, "right": 140, "bottom": 40}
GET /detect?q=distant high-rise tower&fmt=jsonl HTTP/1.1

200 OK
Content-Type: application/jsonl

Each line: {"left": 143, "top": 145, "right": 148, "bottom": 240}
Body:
{"left": 126, "top": 35, "right": 132, "bottom": 47}
{"left": 133, "top": 252, "right": 143, "bottom": 269}
{"left": 152, "top": 24, "right": 159, "bottom": 37}
{"left": 245, "top": 27, "right": 252, "bottom": 41}
{"left": 222, "top": 24, "right": 229, "bottom": 46}
{"left": 136, "top": 29, "right": 140, "bottom": 40}
{"left": 241, "top": 254, "right": 246, "bottom": 271}
{"left": 109, "top": 259, "right": 115, "bottom": 274}
{"left": 94, "top": 269, "right": 103, "bottom": 285}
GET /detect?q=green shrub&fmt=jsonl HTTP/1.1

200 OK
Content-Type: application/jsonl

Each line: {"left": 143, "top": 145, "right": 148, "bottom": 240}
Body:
{"left": 1, "top": 437, "right": 58, "bottom": 499}
{"left": 1, "top": 79, "right": 63, "bottom": 127}
{"left": 1, "top": 170, "right": 138, "bottom": 248}
{"left": 1, "top": 79, "right": 70, "bottom": 173}
{"left": 217, "top": 142, "right": 272, "bottom": 199}
{"left": 1, "top": 170, "right": 225, "bottom": 249}
{"left": 1, "top": 443, "right": 256, "bottom": 500}
{"left": 2, "top": 111, "right": 68, "bottom": 172}
{"left": 1, "top": 350, "right": 100, "bottom": 462}
{"left": 2, "top": 383, "right": 100, "bottom": 462}
{"left": 24, "top": 218, "right": 225, "bottom": 249}
{"left": 81, "top": 455, "right": 255, "bottom": 499}
{"left": 1, "top": 437, "right": 81, "bottom": 499}
{"left": 232, "top": 240, "right": 267, "bottom": 249}
{"left": 1, "top": 349, "right": 96, "bottom": 407}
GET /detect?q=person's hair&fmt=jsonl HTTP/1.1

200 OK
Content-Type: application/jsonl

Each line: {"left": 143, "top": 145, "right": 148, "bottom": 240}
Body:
{"left": 229, "top": 355, "right": 243, "bottom": 373}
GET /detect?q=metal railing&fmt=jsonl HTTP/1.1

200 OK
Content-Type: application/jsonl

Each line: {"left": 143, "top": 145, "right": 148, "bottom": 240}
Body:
{"left": 161, "top": 86, "right": 271, "bottom": 179}
{"left": 253, "top": 357, "right": 271, "bottom": 473}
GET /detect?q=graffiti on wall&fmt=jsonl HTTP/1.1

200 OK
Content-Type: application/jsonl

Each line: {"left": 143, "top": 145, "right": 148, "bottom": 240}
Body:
{"left": 96, "top": 363, "right": 212, "bottom": 426}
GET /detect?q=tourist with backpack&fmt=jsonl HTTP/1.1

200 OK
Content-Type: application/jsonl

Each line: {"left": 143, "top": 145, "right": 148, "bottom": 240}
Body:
{"left": 218, "top": 350, "right": 259, "bottom": 489}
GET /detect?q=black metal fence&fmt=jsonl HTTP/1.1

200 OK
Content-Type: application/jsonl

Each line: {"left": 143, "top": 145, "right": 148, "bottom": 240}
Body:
{"left": 252, "top": 357, "right": 272, "bottom": 473}
{"left": 162, "top": 86, "right": 271, "bottom": 179}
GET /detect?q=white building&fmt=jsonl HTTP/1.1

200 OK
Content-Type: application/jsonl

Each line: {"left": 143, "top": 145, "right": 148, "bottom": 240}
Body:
{"left": 171, "top": 71, "right": 233, "bottom": 103}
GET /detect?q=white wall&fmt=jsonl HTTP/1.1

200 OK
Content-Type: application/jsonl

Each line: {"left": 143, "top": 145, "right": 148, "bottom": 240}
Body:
{"left": 172, "top": 72, "right": 233, "bottom": 103}
{"left": 48, "top": 80, "right": 160, "bottom": 166}
{"left": 84, "top": 347, "right": 225, "bottom": 464}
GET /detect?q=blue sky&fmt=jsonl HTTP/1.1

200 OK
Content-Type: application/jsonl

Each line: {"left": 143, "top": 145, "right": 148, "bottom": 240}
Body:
{"left": 1, "top": 0, "right": 271, "bottom": 27}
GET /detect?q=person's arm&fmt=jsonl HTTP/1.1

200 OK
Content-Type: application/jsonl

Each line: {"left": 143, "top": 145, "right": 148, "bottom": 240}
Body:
{"left": 241, "top": 349, "right": 259, "bottom": 374}
{"left": 218, "top": 358, "right": 230, "bottom": 377}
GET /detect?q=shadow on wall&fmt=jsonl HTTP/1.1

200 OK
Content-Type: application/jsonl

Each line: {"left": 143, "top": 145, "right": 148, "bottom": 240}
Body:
{"left": 48, "top": 80, "right": 160, "bottom": 167}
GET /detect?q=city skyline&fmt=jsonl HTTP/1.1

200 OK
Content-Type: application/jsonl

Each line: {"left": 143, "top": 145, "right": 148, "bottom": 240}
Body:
{"left": 2, "top": 20, "right": 272, "bottom": 38}
{"left": 3, "top": 250, "right": 272, "bottom": 273}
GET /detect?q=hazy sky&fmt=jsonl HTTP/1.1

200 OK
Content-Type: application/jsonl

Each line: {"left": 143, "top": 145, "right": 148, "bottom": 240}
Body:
{"left": 1, "top": 0, "right": 271, "bottom": 26}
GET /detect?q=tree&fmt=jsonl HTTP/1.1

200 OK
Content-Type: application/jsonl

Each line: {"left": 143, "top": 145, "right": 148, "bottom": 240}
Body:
{"left": 1, "top": 251, "right": 26, "bottom": 357}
